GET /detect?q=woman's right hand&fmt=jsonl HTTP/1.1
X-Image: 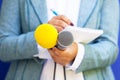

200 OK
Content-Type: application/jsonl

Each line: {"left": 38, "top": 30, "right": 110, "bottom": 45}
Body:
{"left": 48, "top": 15, "right": 74, "bottom": 32}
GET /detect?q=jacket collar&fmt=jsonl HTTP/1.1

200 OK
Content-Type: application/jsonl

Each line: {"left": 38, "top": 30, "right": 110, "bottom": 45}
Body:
{"left": 77, "top": 0, "right": 98, "bottom": 27}
{"left": 30, "top": 0, "right": 98, "bottom": 26}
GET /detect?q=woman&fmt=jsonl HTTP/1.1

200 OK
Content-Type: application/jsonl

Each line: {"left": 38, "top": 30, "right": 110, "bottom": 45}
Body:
{"left": 0, "top": 0, "right": 119, "bottom": 80}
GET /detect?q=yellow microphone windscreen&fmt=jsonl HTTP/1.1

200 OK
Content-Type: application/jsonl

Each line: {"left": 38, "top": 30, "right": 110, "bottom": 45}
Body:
{"left": 34, "top": 24, "right": 58, "bottom": 48}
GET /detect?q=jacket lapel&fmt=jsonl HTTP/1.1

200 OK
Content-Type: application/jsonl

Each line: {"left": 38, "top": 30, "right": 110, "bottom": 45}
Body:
{"left": 77, "top": 0, "right": 98, "bottom": 27}
{"left": 30, "top": 0, "right": 48, "bottom": 23}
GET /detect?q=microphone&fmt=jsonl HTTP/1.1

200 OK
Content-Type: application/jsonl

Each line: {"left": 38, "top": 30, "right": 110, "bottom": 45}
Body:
{"left": 34, "top": 24, "right": 74, "bottom": 50}
{"left": 34, "top": 24, "right": 58, "bottom": 48}
{"left": 56, "top": 30, "right": 74, "bottom": 50}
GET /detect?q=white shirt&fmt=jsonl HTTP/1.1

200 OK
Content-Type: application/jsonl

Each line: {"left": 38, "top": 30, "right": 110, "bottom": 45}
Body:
{"left": 35, "top": 0, "right": 85, "bottom": 80}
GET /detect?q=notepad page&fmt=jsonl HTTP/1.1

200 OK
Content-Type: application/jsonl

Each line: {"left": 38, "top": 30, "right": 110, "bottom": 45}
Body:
{"left": 64, "top": 27, "right": 103, "bottom": 44}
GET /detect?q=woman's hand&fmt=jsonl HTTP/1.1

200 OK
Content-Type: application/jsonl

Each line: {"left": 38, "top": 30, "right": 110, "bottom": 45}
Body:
{"left": 48, "top": 42, "right": 78, "bottom": 66}
{"left": 48, "top": 15, "right": 74, "bottom": 32}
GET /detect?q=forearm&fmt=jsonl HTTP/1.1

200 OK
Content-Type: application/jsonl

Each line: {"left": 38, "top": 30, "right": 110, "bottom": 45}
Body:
{"left": 0, "top": 32, "right": 38, "bottom": 61}
{"left": 0, "top": 0, "right": 39, "bottom": 61}
{"left": 77, "top": 40, "right": 118, "bottom": 73}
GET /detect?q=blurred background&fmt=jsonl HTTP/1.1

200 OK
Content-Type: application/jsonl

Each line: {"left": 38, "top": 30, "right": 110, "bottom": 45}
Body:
{"left": 0, "top": 0, "right": 120, "bottom": 80}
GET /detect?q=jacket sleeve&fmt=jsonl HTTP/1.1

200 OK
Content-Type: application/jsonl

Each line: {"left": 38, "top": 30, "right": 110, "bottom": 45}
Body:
{"left": 76, "top": 0, "right": 119, "bottom": 73}
{"left": 0, "top": 0, "right": 38, "bottom": 61}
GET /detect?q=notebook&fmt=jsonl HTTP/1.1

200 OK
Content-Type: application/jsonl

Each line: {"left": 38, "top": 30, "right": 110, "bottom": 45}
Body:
{"left": 64, "top": 27, "right": 103, "bottom": 44}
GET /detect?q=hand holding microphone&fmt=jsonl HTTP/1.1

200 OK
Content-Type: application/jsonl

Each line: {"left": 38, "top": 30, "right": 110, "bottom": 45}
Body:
{"left": 34, "top": 23, "right": 77, "bottom": 65}
{"left": 47, "top": 13, "right": 77, "bottom": 65}
{"left": 34, "top": 13, "right": 77, "bottom": 80}
{"left": 36, "top": 15, "right": 78, "bottom": 65}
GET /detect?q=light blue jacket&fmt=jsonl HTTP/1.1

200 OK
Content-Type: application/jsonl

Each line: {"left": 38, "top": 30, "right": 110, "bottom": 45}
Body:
{"left": 0, "top": 0, "right": 119, "bottom": 80}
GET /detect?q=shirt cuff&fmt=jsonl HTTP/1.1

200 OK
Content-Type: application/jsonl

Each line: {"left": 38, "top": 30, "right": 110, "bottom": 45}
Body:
{"left": 66, "top": 43, "right": 85, "bottom": 71}
{"left": 33, "top": 44, "right": 52, "bottom": 59}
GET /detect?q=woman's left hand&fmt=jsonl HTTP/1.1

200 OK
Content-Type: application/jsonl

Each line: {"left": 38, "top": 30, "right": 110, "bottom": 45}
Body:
{"left": 48, "top": 42, "right": 78, "bottom": 66}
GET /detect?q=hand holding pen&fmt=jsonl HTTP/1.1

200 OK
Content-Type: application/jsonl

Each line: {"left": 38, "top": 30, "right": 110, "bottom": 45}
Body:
{"left": 48, "top": 9, "right": 74, "bottom": 32}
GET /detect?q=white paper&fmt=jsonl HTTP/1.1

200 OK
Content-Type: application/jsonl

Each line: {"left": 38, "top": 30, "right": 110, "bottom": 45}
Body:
{"left": 64, "top": 27, "right": 103, "bottom": 44}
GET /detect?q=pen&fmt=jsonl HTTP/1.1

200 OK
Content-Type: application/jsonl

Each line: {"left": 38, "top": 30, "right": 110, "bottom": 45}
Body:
{"left": 50, "top": 9, "right": 74, "bottom": 26}
{"left": 50, "top": 9, "right": 58, "bottom": 16}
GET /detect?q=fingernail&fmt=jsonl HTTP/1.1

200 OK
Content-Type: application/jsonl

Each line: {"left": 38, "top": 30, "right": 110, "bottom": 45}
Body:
{"left": 70, "top": 23, "right": 74, "bottom": 26}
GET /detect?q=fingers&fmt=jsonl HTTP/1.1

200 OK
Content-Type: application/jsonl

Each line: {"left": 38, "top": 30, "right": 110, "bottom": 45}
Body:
{"left": 48, "top": 15, "right": 74, "bottom": 32}
{"left": 48, "top": 47, "right": 75, "bottom": 66}
{"left": 48, "top": 47, "right": 61, "bottom": 58}
{"left": 54, "top": 15, "right": 74, "bottom": 26}
{"left": 48, "top": 48, "right": 64, "bottom": 65}
{"left": 49, "top": 17, "right": 68, "bottom": 28}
